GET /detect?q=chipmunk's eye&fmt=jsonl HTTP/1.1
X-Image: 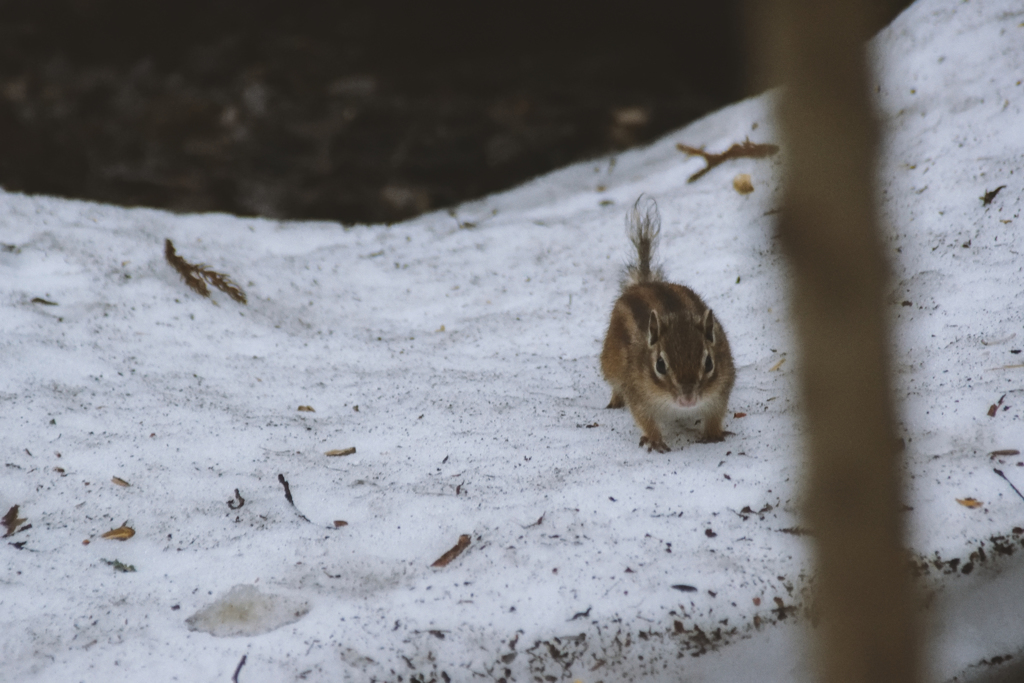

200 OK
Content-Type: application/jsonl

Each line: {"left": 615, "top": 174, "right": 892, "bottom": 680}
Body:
{"left": 704, "top": 353, "right": 714, "bottom": 374}
{"left": 655, "top": 356, "right": 667, "bottom": 375}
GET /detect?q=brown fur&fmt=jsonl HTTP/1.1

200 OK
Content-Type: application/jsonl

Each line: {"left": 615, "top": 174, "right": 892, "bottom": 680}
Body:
{"left": 600, "top": 198, "right": 735, "bottom": 452}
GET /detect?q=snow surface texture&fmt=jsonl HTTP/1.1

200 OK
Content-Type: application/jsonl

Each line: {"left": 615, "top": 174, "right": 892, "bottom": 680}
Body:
{"left": 185, "top": 585, "right": 311, "bottom": 638}
{"left": 2, "top": 1, "right": 1023, "bottom": 681}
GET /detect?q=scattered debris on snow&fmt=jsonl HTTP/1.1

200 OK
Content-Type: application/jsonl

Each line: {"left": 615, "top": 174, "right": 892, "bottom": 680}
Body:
{"left": 1, "top": 0, "right": 1023, "bottom": 681}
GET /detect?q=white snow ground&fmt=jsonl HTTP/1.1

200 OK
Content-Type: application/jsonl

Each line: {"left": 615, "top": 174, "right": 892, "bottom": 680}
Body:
{"left": 2, "top": 1, "right": 1023, "bottom": 681}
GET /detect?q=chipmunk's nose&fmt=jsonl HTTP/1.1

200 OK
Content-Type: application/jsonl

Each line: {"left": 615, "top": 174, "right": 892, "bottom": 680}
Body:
{"left": 675, "top": 393, "right": 697, "bottom": 408}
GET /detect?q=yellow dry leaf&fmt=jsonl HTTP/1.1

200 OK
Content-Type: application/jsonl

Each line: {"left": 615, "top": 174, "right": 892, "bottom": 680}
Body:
{"left": 101, "top": 524, "right": 136, "bottom": 540}
{"left": 733, "top": 173, "right": 754, "bottom": 194}
{"left": 956, "top": 497, "right": 982, "bottom": 509}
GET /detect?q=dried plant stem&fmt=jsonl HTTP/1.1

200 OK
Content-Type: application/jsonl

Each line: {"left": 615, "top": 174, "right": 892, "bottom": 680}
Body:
{"left": 676, "top": 138, "right": 779, "bottom": 183}
{"left": 164, "top": 239, "right": 247, "bottom": 303}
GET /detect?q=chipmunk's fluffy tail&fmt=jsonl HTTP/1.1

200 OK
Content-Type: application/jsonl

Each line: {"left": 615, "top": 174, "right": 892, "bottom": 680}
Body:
{"left": 625, "top": 195, "right": 664, "bottom": 287}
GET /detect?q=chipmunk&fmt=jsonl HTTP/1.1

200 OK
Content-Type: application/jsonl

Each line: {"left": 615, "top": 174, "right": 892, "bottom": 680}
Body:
{"left": 600, "top": 196, "right": 735, "bottom": 453}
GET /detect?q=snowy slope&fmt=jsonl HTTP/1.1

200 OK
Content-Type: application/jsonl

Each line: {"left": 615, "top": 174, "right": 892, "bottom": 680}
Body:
{"left": 2, "top": 1, "right": 1023, "bottom": 682}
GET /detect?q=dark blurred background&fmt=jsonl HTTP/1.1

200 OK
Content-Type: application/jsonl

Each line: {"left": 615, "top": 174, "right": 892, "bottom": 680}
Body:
{"left": 0, "top": 1, "right": 911, "bottom": 224}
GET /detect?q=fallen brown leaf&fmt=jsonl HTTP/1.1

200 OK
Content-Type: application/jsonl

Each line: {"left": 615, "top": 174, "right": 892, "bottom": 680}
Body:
{"left": 325, "top": 447, "right": 356, "bottom": 457}
{"left": 990, "top": 449, "right": 1021, "bottom": 457}
{"left": 334, "top": 520, "right": 348, "bottom": 527}
{"left": 298, "top": 405, "right": 315, "bottom": 412}
{"left": 431, "top": 534, "right": 471, "bottom": 568}
{"left": 981, "top": 185, "right": 1006, "bottom": 206}
{"left": 101, "top": 523, "right": 136, "bottom": 540}
{"left": 2, "top": 505, "right": 27, "bottom": 537}
{"left": 733, "top": 412, "right": 747, "bottom": 418}
{"left": 956, "top": 498, "right": 983, "bottom": 509}
{"left": 112, "top": 476, "right": 130, "bottom": 487}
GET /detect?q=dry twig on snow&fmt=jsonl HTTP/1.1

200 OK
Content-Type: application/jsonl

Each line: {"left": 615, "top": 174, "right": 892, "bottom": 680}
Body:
{"left": 676, "top": 138, "right": 780, "bottom": 183}
{"left": 164, "top": 239, "right": 247, "bottom": 303}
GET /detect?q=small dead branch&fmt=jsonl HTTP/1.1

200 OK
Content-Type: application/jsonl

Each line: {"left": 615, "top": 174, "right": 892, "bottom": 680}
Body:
{"left": 569, "top": 606, "right": 591, "bottom": 621}
{"left": 676, "top": 138, "right": 780, "bottom": 183}
{"left": 981, "top": 333, "right": 1017, "bottom": 346}
{"left": 276, "top": 474, "right": 346, "bottom": 529}
{"left": 164, "top": 238, "right": 246, "bottom": 303}
{"left": 994, "top": 469, "right": 1024, "bottom": 504}
{"left": 431, "top": 534, "right": 471, "bottom": 567}
{"left": 277, "top": 473, "right": 317, "bottom": 524}
{"left": 232, "top": 654, "right": 247, "bottom": 683}
{"left": 523, "top": 513, "right": 544, "bottom": 529}
{"left": 227, "top": 489, "right": 245, "bottom": 510}
{"left": 277, "top": 474, "right": 311, "bottom": 522}
{"left": 278, "top": 474, "right": 295, "bottom": 505}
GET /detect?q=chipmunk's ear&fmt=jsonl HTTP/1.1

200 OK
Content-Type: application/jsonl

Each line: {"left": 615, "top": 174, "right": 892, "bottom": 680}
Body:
{"left": 702, "top": 309, "right": 716, "bottom": 344}
{"left": 648, "top": 310, "right": 661, "bottom": 346}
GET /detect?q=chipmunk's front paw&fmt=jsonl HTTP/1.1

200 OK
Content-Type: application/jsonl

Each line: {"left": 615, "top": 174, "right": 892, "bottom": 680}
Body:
{"left": 639, "top": 435, "right": 670, "bottom": 453}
